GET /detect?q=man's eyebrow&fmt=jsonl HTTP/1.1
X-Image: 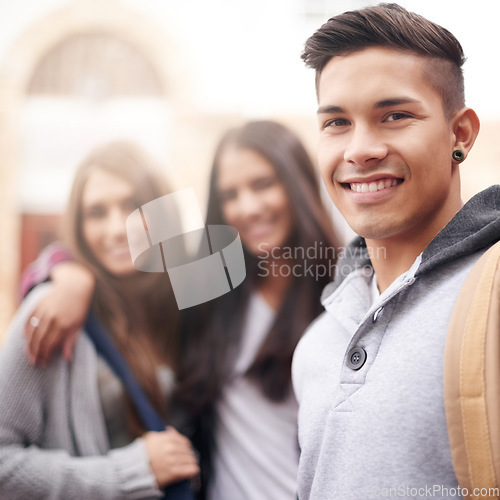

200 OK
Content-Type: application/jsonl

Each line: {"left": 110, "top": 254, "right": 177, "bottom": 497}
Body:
{"left": 317, "top": 105, "right": 344, "bottom": 115}
{"left": 317, "top": 98, "right": 420, "bottom": 115}
{"left": 375, "top": 97, "right": 420, "bottom": 108}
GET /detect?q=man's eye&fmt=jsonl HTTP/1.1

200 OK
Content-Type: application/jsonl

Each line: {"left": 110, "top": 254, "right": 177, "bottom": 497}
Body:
{"left": 326, "top": 118, "right": 350, "bottom": 127}
{"left": 385, "top": 112, "right": 410, "bottom": 122}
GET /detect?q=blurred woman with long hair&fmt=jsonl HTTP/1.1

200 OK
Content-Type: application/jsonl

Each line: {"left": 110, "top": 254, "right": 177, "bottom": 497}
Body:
{"left": 0, "top": 142, "right": 199, "bottom": 499}
{"left": 177, "top": 120, "right": 340, "bottom": 499}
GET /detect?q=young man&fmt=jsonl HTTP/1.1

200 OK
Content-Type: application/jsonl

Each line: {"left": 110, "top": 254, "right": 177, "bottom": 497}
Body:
{"left": 292, "top": 3, "right": 500, "bottom": 499}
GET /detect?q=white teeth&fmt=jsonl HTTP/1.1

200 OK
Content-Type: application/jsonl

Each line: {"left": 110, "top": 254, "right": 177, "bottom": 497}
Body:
{"left": 350, "top": 179, "right": 400, "bottom": 193}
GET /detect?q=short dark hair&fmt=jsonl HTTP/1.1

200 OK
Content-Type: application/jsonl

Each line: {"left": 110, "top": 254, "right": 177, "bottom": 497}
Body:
{"left": 302, "top": 3, "right": 466, "bottom": 118}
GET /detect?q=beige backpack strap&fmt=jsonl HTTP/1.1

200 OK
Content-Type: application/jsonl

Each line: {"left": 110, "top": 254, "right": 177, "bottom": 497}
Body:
{"left": 444, "top": 241, "right": 500, "bottom": 500}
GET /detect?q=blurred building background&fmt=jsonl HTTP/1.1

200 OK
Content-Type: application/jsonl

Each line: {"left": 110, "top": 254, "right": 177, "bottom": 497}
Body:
{"left": 1, "top": 0, "right": 499, "bottom": 338}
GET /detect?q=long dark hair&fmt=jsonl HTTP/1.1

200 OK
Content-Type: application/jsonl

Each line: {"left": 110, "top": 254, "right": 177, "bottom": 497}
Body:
{"left": 64, "top": 141, "right": 181, "bottom": 436}
{"left": 178, "top": 120, "right": 340, "bottom": 411}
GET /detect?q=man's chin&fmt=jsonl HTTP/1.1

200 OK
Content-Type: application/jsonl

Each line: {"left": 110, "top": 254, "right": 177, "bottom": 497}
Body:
{"left": 347, "top": 219, "right": 399, "bottom": 242}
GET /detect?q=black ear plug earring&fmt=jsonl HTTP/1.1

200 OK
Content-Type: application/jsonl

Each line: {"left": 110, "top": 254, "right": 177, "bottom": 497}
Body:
{"left": 452, "top": 150, "right": 465, "bottom": 162}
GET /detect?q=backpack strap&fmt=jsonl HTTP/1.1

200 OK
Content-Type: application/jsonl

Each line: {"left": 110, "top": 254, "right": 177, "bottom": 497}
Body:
{"left": 84, "top": 312, "right": 165, "bottom": 431}
{"left": 84, "top": 312, "right": 195, "bottom": 500}
{"left": 444, "top": 241, "right": 500, "bottom": 500}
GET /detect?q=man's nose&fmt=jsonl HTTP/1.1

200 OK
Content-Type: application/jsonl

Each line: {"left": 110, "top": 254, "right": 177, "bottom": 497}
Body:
{"left": 343, "top": 125, "right": 388, "bottom": 166}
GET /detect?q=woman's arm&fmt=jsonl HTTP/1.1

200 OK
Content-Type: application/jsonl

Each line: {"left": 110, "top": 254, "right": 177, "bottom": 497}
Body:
{"left": 25, "top": 262, "right": 95, "bottom": 365}
{"left": 21, "top": 243, "right": 95, "bottom": 365}
{"left": 20, "top": 242, "right": 71, "bottom": 298}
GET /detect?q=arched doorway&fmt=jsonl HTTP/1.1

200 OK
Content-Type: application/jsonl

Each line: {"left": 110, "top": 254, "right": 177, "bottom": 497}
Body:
{"left": 0, "top": 0, "right": 190, "bottom": 337}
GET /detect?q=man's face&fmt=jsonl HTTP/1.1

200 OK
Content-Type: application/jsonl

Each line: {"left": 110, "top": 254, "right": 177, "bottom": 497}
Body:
{"left": 317, "top": 47, "right": 462, "bottom": 245}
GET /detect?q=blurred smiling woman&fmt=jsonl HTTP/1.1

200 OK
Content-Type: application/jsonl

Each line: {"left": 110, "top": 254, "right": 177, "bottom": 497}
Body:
{"left": 0, "top": 142, "right": 199, "bottom": 499}
{"left": 177, "top": 120, "right": 341, "bottom": 499}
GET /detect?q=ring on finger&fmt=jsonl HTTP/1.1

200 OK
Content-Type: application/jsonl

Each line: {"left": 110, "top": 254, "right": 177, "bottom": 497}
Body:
{"left": 29, "top": 316, "right": 41, "bottom": 328}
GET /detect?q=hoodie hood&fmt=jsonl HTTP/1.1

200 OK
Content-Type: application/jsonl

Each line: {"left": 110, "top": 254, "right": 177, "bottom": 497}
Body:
{"left": 418, "top": 185, "right": 500, "bottom": 275}
{"left": 322, "top": 185, "right": 500, "bottom": 302}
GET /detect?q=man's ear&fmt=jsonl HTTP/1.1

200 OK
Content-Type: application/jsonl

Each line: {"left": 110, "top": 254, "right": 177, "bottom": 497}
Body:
{"left": 451, "top": 108, "right": 480, "bottom": 159}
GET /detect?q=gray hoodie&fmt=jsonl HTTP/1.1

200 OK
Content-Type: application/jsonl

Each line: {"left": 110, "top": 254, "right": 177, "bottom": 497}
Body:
{"left": 292, "top": 186, "right": 500, "bottom": 500}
